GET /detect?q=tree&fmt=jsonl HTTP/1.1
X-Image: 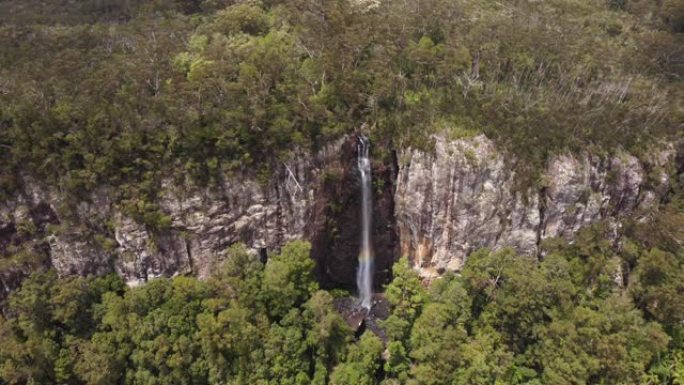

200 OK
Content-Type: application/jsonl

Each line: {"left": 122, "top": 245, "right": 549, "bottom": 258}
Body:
{"left": 330, "top": 332, "right": 383, "bottom": 385}
{"left": 209, "top": 243, "right": 265, "bottom": 310}
{"left": 302, "top": 290, "right": 352, "bottom": 384}
{"left": 535, "top": 296, "right": 668, "bottom": 385}
{"left": 453, "top": 327, "right": 515, "bottom": 385}
{"left": 262, "top": 241, "right": 318, "bottom": 319}
{"left": 409, "top": 302, "right": 468, "bottom": 385}
{"left": 631, "top": 248, "right": 684, "bottom": 347}
{"left": 264, "top": 310, "right": 311, "bottom": 385}
{"left": 382, "top": 257, "right": 426, "bottom": 343}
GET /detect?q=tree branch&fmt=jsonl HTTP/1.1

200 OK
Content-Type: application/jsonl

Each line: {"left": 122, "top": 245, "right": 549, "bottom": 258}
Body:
{"left": 283, "top": 161, "right": 303, "bottom": 195}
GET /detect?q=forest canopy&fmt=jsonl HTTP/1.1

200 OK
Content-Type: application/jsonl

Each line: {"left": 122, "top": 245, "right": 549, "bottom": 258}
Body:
{"left": 1, "top": 176, "right": 684, "bottom": 384}
{"left": 1, "top": 1, "right": 683, "bottom": 383}
{"left": 2, "top": 204, "right": 684, "bottom": 384}
{"left": 0, "top": 0, "right": 682, "bottom": 200}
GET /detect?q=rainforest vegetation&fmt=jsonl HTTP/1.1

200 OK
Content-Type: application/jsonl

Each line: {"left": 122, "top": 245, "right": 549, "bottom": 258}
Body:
{"left": 1, "top": 186, "right": 684, "bottom": 385}
{"left": 0, "top": 0, "right": 682, "bottom": 202}
{"left": 1, "top": 0, "right": 684, "bottom": 384}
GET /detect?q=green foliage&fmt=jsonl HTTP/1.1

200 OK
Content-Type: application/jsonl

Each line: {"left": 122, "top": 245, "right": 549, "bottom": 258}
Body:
{"left": 209, "top": 243, "right": 265, "bottom": 309}
{"left": 210, "top": 3, "right": 271, "bottom": 36}
{"left": 3, "top": 226, "right": 684, "bottom": 385}
{"left": 409, "top": 302, "right": 468, "bottom": 385}
{"left": 383, "top": 340, "right": 410, "bottom": 380}
{"left": 0, "top": 0, "right": 681, "bottom": 213}
{"left": 630, "top": 247, "right": 684, "bottom": 347}
{"left": 535, "top": 296, "right": 667, "bottom": 385}
{"left": 0, "top": 2, "right": 682, "bottom": 381}
{"left": 374, "top": 216, "right": 683, "bottom": 385}
{"left": 330, "top": 332, "right": 383, "bottom": 385}
{"left": 262, "top": 240, "right": 319, "bottom": 319}
{"left": 0, "top": 241, "right": 354, "bottom": 385}
{"left": 302, "top": 290, "right": 353, "bottom": 380}
{"left": 382, "top": 257, "right": 426, "bottom": 343}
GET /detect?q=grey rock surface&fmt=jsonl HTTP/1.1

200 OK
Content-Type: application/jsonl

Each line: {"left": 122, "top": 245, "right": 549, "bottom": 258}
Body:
{"left": 0, "top": 141, "right": 342, "bottom": 290}
{"left": 0, "top": 134, "right": 678, "bottom": 292}
{"left": 394, "top": 135, "right": 677, "bottom": 277}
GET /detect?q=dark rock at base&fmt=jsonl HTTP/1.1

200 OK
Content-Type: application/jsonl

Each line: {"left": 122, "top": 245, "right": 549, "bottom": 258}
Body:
{"left": 333, "top": 293, "right": 390, "bottom": 342}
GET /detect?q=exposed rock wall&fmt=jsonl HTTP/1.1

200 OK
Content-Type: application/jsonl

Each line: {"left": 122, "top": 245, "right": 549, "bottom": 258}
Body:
{"left": 1, "top": 133, "right": 679, "bottom": 296}
{"left": 395, "top": 135, "right": 677, "bottom": 277}
{"left": 0, "top": 141, "right": 344, "bottom": 295}
{"left": 309, "top": 138, "right": 398, "bottom": 290}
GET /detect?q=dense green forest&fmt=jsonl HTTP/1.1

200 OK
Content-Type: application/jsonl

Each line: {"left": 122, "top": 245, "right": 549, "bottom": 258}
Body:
{"left": 1, "top": 0, "right": 682, "bottom": 203}
{"left": 1, "top": 0, "right": 684, "bottom": 384}
{"left": 1, "top": 183, "right": 683, "bottom": 384}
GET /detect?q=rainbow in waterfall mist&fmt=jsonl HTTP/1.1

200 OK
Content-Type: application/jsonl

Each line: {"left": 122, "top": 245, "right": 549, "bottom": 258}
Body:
{"left": 357, "top": 135, "right": 373, "bottom": 310}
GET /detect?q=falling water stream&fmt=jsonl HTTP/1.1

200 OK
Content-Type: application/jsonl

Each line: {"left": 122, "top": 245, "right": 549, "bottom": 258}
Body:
{"left": 357, "top": 136, "right": 374, "bottom": 310}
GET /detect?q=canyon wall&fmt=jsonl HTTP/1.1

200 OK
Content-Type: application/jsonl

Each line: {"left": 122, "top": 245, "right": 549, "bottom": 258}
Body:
{"left": 0, "top": 136, "right": 398, "bottom": 298}
{"left": 1, "top": 134, "right": 679, "bottom": 297}
{"left": 395, "top": 135, "right": 677, "bottom": 277}
{"left": 0, "top": 140, "right": 342, "bottom": 296}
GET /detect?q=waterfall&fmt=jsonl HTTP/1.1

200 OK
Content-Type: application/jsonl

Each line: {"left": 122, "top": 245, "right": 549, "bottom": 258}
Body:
{"left": 357, "top": 135, "right": 374, "bottom": 310}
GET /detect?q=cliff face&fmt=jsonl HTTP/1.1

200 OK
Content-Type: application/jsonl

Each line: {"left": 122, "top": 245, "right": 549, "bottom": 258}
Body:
{"left": 395, "top": 135, "right": 677, "bottom": 277}
{"left": 395, "top": 136, "right": 539, "bottom": 277}
{"left": 309, "top": 138, "right": 398, "bottom": 290}
{"left": 0, "top": 141, "right": 342, "bottom": 295}
{"left": 0, "top": 134, "right": 679, "bottom": 297}
{"left": 0, "top": 136, "right": 399, "bottom": 298}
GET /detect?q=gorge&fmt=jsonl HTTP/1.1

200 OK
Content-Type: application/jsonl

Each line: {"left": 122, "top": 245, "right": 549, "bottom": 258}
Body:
{"left": 1, "top": 0, "right": 683, "bottom": 382}
{"left": 1, "top": 134, "right": 681, "bottom": 299}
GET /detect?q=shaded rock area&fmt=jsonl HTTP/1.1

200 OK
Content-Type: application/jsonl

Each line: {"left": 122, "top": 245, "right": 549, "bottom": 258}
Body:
{"left": 310, "top": 137, "right": 398, "bottom": 290}
{"left": 333, "top": 293, "right": 390, "bottom": 342}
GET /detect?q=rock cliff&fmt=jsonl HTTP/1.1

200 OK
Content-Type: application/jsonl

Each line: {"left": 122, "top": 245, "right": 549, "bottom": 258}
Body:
{"left": 0, "top": 134, "right": 679, "bottom": 297}
{"left": 395, "top": 135, "right": 677, "bottom": 277}
{"left": 0, "top": 136, "right": 398, "bottom": 298}
{"left": 0, "top": 140, "right": 342, "bottom": 296}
